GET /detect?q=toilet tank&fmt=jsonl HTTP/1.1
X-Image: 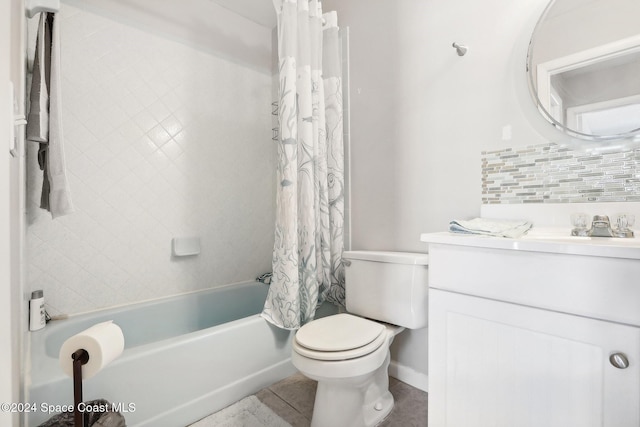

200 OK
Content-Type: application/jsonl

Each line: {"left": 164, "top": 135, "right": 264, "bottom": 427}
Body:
{"left": 343, "top": 251, "right": 429, "bottom": 329}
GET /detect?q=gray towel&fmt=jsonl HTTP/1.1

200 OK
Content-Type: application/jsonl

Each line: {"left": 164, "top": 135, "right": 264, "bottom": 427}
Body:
{"left": 26, "top": 12, "right": 74, "bottom": 218}
{"left": 449, "top": 218, "right": 533, "bottom": 238}
{"left": 26, "top": 13, "right": 51, "bottom": 144}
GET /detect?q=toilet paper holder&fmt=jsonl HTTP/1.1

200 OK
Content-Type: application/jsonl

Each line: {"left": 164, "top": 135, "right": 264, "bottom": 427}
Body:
{"left": 59, "top": 321, "right": 125, "bottom": 426}
{"left": 72, "top": 349, "right": 90, "bottom": 427}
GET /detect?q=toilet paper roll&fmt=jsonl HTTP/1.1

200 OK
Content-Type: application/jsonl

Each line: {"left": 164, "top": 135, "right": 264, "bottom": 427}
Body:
{"left": 59, "top": 320, "right": 125, "bottom": 380}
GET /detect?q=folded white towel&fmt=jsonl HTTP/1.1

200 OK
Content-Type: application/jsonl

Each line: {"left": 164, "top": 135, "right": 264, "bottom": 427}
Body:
{"left": 449, "top": 218, "right": 533, "bottom": 238}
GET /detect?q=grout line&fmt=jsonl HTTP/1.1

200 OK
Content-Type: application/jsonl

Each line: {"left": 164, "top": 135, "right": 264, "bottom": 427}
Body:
{"left": 256, "top": 388, "right": 312, "bottom": 425}
{"left": 266, "top": 386, "right": 313, "bottom": 422}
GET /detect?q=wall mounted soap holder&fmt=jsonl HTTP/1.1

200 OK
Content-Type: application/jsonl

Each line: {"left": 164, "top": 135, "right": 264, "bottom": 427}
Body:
{"left": 172, "top": 237, "right": 201, "bottom": 257}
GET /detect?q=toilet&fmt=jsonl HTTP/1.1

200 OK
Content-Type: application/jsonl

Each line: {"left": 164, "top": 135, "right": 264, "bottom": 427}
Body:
{"left": 291, "top": 250, "right": 429, "bottom": 427}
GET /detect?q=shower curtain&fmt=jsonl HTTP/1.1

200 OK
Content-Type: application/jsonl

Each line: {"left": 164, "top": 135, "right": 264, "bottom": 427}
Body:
{"left": 262, "top": 0, "right": 345, "bottom": 330}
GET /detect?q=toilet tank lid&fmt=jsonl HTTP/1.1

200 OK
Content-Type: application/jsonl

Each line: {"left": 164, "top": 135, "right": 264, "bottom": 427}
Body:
{"left": 343, "top": 250, "right": 429, "bottom": 265}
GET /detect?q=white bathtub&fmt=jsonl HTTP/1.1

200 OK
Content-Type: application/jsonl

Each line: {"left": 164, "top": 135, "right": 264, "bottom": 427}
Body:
{"left": 28, "top": 281, "right": 302, "bottom": 426}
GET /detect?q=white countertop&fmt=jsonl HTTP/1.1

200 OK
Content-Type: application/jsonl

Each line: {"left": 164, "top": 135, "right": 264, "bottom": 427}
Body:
{"left": 420, "top": 228, "right": 640, "bottom": 260}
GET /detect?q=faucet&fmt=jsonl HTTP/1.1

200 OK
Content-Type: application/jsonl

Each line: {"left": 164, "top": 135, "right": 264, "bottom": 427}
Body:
{"left": 588, "top": 215, "right": 615, "bottom": 237}
{"left": 572, "top": 215, "right": 635, "bottom": 238}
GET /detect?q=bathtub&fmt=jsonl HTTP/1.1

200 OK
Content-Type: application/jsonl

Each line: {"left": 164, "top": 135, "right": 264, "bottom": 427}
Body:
{"left": 28, "top": 281, "right": 309, "bottom": 427}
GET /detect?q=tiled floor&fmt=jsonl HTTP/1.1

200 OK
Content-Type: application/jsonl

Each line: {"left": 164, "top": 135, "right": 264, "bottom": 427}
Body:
{"left": 255, "top": 373, "right": 428, "bottom": 427}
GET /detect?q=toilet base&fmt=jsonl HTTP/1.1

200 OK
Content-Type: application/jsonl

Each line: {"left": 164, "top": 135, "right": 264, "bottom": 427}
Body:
{"left": 306, "top": 353, "right": 394, "bottom": 427}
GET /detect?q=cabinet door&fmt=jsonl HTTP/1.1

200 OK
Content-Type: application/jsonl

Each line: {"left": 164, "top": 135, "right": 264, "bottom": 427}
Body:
{"left": 429, "top": 289, "right": 640, "bottom": 427}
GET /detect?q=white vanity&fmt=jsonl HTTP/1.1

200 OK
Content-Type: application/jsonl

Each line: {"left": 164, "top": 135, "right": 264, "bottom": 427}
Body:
{"left": 421, "top": 230, "right": 640, "bottom": 427}
{"left": 418, "top": 0, "right": 640, "bottom": 419}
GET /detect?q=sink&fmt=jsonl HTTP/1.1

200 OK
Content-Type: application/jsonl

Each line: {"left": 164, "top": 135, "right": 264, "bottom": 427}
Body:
{"left": 421, "top": 228, "right": 640, "bottom": 259}
{"left": 520, "top": 228, "right": 640, "bottom": 246}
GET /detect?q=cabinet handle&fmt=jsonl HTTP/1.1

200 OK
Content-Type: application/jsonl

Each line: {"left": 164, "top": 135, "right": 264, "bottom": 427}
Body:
{"left": 610, "top": 353, "right": 629, "bottom": 369}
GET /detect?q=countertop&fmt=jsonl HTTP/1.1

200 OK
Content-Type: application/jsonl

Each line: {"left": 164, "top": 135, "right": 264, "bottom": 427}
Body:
{"left": 420, "top": 228, "right": 640, "bottom": 260}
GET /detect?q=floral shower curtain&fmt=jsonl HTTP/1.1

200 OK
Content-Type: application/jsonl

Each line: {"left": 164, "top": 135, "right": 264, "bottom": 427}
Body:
{"left": 262, "top": 0, "right": 345, "bottom": 330}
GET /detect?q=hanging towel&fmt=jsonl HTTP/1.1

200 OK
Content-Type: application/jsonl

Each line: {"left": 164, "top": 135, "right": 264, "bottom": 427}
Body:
{"left": 26, "top": 12, "right": 74, "bottom": 218}
{"left": 449, "top": 218, "right": 533, "bottom": 238}
{"left": 26, "top": 13, "right": 50, "bottom": 144}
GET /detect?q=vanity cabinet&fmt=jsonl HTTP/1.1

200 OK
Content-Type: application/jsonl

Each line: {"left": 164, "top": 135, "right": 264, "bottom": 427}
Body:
{"left": 422, "top": 234, "right": 640, "bottom": 427}
{"left": 430, "top": 289, "right": 640, "bottom": 427}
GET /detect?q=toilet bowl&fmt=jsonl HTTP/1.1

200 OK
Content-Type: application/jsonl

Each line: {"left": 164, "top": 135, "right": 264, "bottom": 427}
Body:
{"left": 291, "top": 251, "right": 429, "bottom": 427}
{"left": 292, "top": 313, "right": 404, "bottom": 427}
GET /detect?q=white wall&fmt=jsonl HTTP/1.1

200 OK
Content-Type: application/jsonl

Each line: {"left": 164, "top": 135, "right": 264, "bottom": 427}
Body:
{"left": 0, "top": 0, "right": 14, "bottom": 423}
{"left": 10, "top": 0, "right": 27, "bottom": 422}
{"left": 324, "top": 0, "right": 552, "bottom": 251}
{"left": 26, "top": 4, "right": 276, "bottom": 316}
{"left": 323, "top": 0, "right": 552, "bottom": 383}
{"left": 2, "top": 0, "right": 23, "bottom": 424}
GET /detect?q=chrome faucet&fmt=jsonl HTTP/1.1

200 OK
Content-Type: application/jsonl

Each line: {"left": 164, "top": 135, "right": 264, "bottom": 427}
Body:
{"left": 571, "top": 214, "right": 635, "bottom": 238}
{"left": 588, "top": 215, "right": 615, "bottom": 237}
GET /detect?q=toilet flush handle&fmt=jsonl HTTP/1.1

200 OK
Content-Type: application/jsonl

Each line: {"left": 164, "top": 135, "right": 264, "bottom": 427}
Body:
{"left": 342, "top": 259, "right": 351, "bottom": 267}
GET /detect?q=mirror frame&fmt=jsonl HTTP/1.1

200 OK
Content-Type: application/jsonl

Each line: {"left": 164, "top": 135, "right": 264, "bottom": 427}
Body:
{"left": 525, "top": 0, "right": 640, "bottom": 150}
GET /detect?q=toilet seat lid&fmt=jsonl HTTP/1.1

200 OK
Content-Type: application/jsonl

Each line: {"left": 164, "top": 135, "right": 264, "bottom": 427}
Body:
{"left": 295, "top": 313, "right": 386, "bottom": 352}
{"left": 293, "top": 329, "right": 388, "bottom": 361}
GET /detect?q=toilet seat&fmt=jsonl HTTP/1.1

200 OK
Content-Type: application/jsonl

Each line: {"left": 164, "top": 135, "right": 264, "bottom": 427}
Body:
{"left": 294, "top": 314, "right": 387, "bottom": 361}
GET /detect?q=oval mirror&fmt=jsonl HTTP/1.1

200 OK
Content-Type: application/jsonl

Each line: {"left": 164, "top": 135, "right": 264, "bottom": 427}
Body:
{"left": 527, "top": 0, "right": 640, "bottom": 145}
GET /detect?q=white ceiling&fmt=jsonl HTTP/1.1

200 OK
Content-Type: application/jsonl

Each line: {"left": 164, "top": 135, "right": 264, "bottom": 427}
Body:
{"left": 210, "top": 0, "right": 276, "bottom": 28}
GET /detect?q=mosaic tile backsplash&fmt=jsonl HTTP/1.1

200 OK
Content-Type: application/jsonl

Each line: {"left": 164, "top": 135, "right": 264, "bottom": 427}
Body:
{"left": 482, "top": 143, "right": 640, "bottom": 204}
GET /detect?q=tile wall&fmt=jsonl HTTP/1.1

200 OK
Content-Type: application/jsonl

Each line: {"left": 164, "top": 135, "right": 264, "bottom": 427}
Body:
{"left": 26, "top": 5, "right": 275, "bottom": 315}
{"left": 482, "top": 143, "right": 640, "bottom": 204}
